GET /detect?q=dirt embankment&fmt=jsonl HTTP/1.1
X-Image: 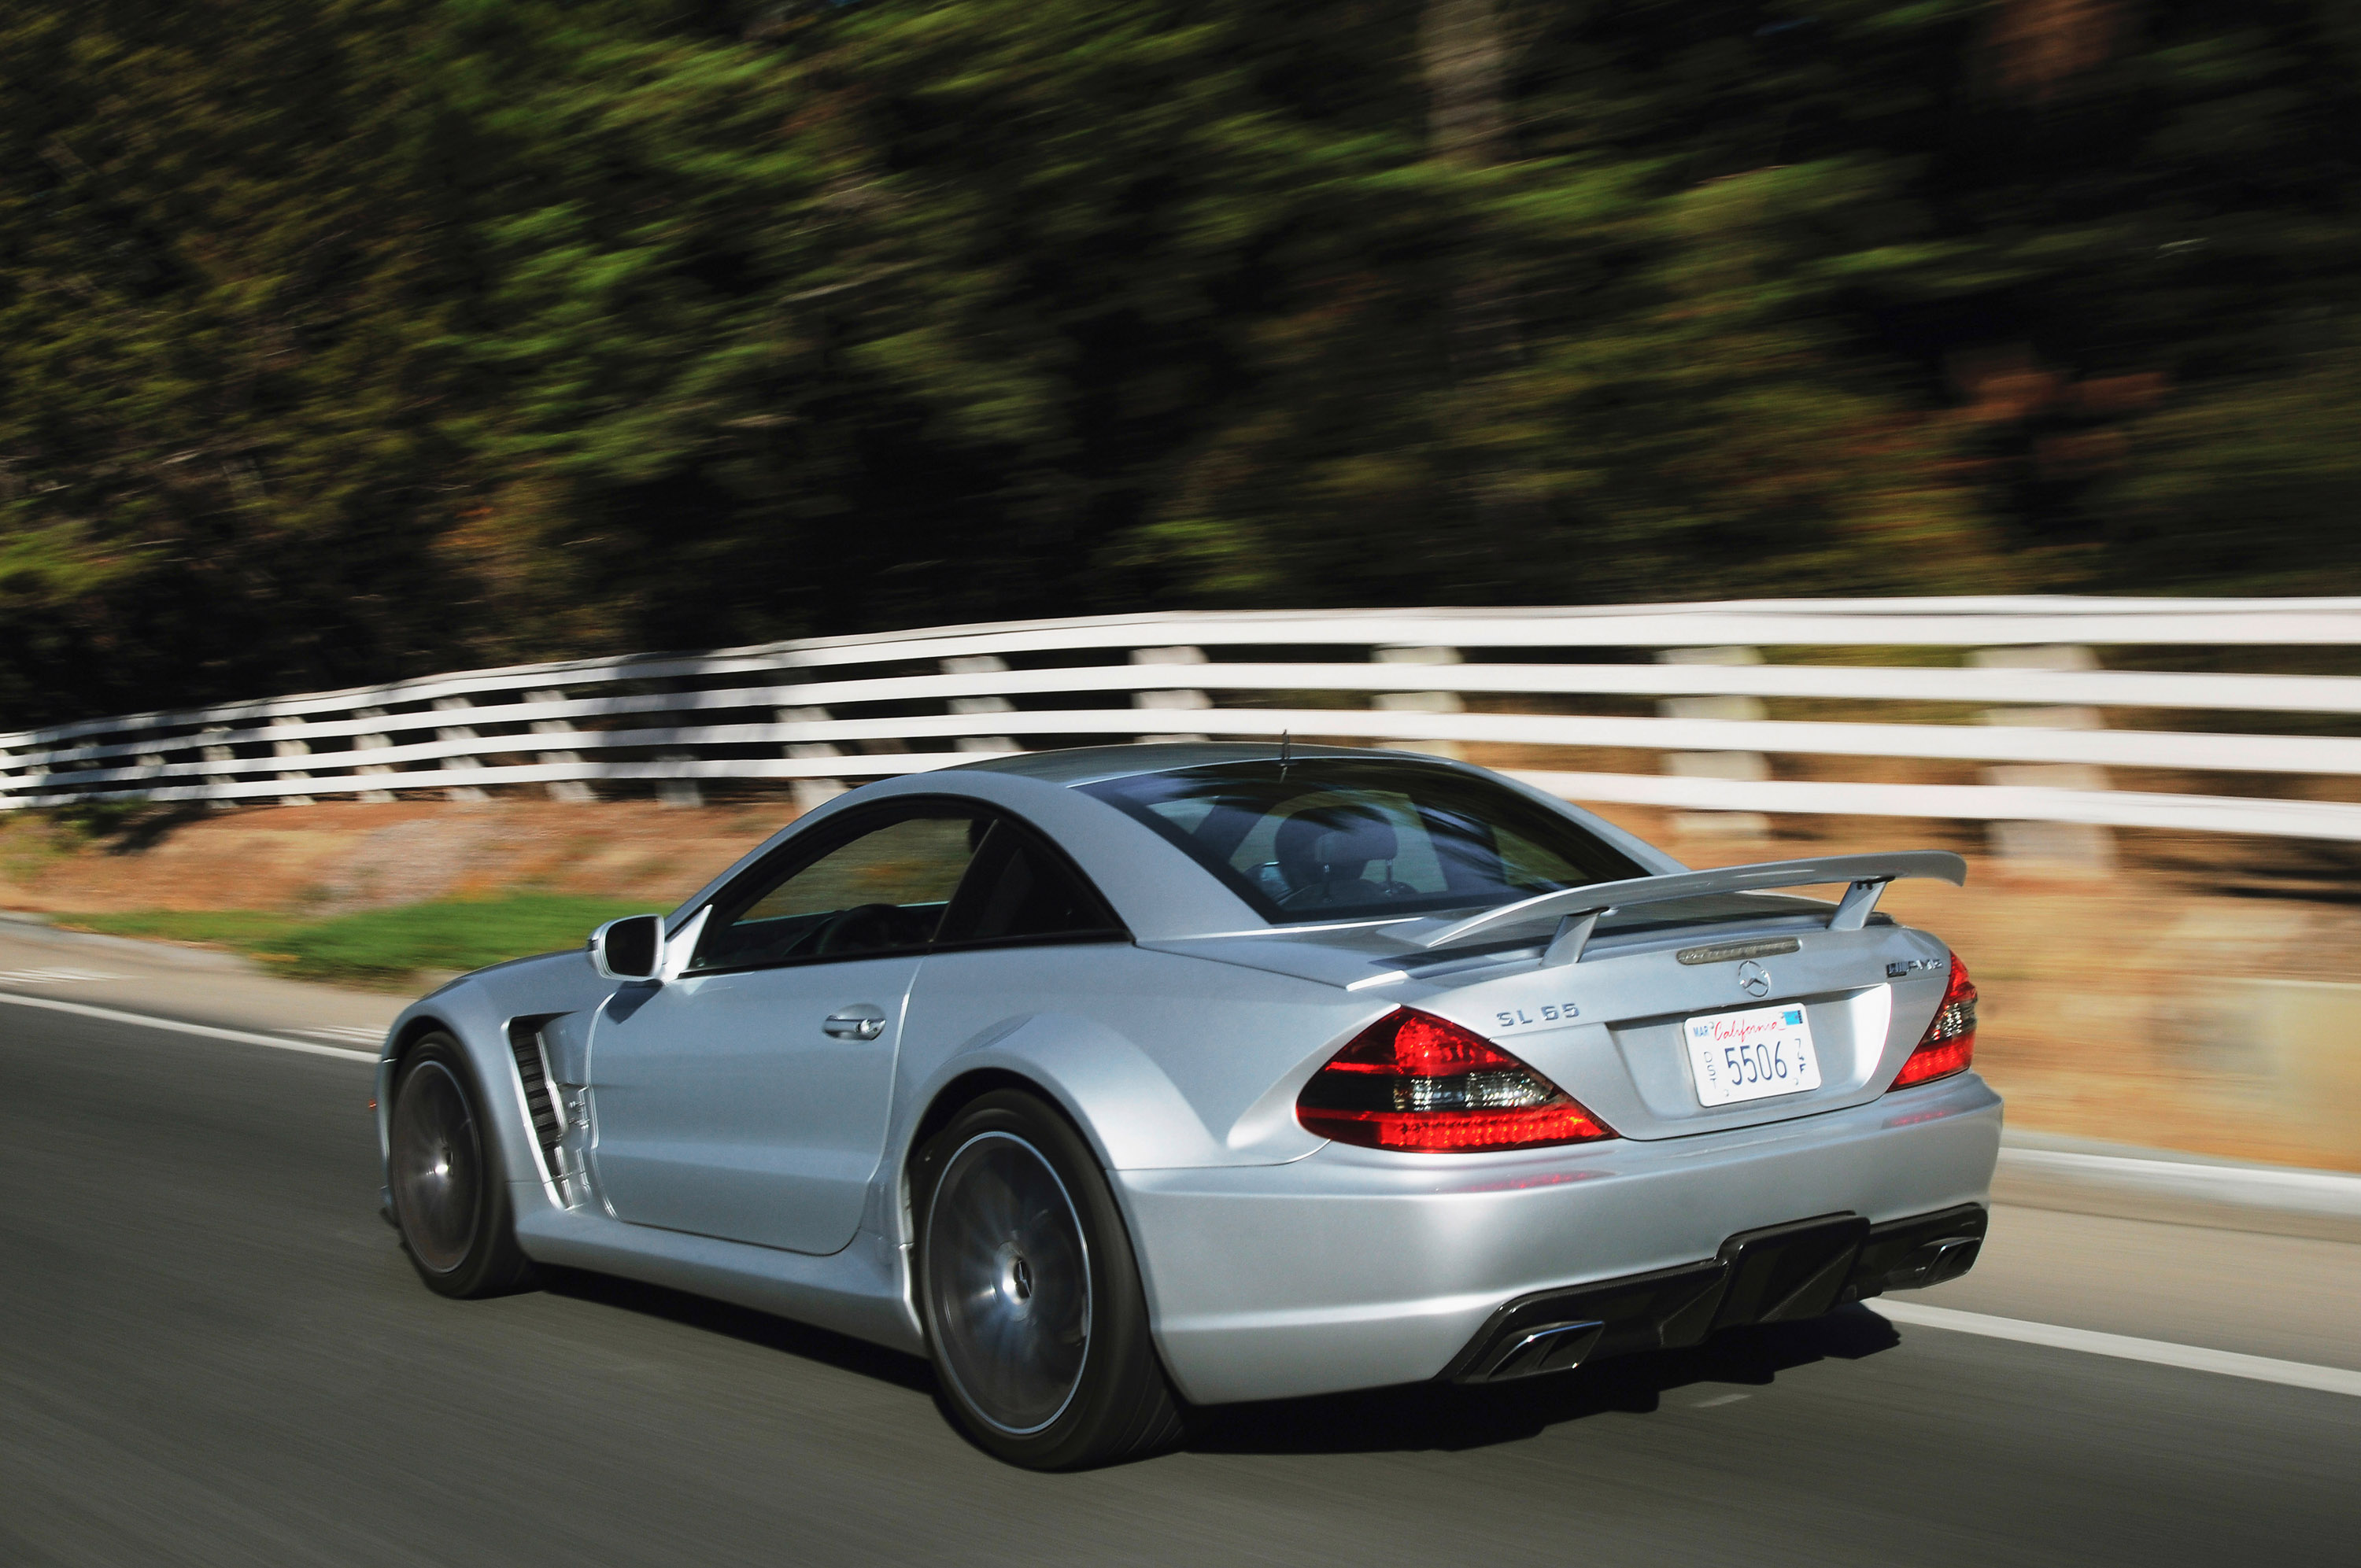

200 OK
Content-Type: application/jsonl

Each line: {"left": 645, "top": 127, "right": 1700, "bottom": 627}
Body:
{"left": 0, "top": 800, "right": 774, "bottom": 918}
{"left": 5, "top": 795, "right": 2356, "bottom": 1172}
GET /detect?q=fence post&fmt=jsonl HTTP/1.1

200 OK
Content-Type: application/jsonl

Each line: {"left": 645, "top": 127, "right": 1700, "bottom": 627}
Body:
{"left": 1656, "top": 647, "right": 1770, "bottom": 836}
{"left": 1373, "top": 645, "right": 1465, "bottom": 759}
{"left": 353, "top": 707, "right": 395, "bottom": 802}
{"left": 943, "top": 655, "right": 1019, "bottom": 755}
{"left": 527, "top": 688, "right": 593, "bottom": 802}
{"left": 433, "top": 696, "right": 489, "bottom": 802}
{"left": 655, "top": 754, "right": 702, "bottom": 807}
{"left": 1131, "top": 647, "right": 1210, "bottom": 743}
{"left": 269, "top": 715, "right": 314, "bottom": 806}
{"left": 1971, "top": 644, "right": 2115, "bottom": 869}
{"left": 778, "top": 705, "right": 844, "bottom": 814}
{"left": 198, "top": 725, "right": 238, "bottom": 809}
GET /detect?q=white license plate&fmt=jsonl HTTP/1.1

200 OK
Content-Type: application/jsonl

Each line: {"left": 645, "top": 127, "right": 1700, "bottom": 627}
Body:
{"left": 1683, "top": 1002, "right": 1823, "bottom": 1107}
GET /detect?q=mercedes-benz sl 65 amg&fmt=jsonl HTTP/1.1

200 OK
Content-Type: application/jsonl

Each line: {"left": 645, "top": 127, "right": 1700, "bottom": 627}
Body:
{"left": 375, "top": 743, "right": 1998, "bottom": 1468}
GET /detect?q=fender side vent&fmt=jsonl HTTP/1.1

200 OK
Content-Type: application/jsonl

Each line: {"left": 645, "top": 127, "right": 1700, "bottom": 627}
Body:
{"left": 505, "top": 1016, "right": 567, "bottom": 1178}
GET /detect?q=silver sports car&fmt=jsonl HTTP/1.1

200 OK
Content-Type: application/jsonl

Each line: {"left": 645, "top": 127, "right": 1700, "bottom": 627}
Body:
{"left": 377, "top": 743, "right": 1998, "bottom": 1468}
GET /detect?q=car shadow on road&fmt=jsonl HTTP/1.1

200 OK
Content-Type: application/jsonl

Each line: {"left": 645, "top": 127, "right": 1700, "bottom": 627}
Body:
{"left": 532, "top": 1264, "right": 1901, "bottom": 1460}
{"left": 536, "top": 1264, "right": 940, "bottom": 1396}
{"left": 1188, "top": 1305, "right": 1903, "bottom": 1456}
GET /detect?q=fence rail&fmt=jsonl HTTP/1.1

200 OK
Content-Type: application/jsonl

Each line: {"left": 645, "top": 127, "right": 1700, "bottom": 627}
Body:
{"left": 6, "top": 597, "right": 2359, "bottom": 842}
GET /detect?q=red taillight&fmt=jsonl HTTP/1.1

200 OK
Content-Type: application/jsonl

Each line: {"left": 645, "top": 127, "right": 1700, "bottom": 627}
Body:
{"left": 1892, "top": 953, "right": 1977, "bottom": 1090}
{"left": 1296, "top": 1009, "right": 1616, "bottom": 1153}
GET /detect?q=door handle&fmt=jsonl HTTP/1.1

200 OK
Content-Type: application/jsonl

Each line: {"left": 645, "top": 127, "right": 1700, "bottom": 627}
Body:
{"left": 823, "top": 1005, "right": 889, "bottom": 1042}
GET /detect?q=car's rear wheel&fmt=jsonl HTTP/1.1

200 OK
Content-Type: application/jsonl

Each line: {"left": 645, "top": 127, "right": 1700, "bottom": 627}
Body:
{"left": 914, "top": 1090, "right": 1188, "bottom": 1469}
{"left": 388, "top": 1034, "right": 535, "bottom": 1298}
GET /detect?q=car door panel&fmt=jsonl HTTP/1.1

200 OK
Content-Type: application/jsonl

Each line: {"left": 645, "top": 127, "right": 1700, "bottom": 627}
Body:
{"left": 587, "top": 957, "right": 919, "bottom": 1254}
{"left": 586, "top": 803, "right": 985, "bottom": 1255}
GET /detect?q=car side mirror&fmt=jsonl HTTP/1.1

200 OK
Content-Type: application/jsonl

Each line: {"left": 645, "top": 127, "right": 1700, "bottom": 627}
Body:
{"left": 589, "top": 913, "right": 666, "bottom": 981}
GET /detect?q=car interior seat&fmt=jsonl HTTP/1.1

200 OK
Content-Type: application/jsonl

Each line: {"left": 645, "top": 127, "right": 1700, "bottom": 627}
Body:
{"left": 1273, "top": 806, "right": 1402, "bottom": 908}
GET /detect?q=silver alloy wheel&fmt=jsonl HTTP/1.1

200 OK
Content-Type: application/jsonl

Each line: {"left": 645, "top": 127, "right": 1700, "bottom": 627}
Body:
{"left": 390, "top": 1060, "right": 482, "bottom": 1274}
{"left": 925, "top": 1131, "right": 1092, "bottom": 1435}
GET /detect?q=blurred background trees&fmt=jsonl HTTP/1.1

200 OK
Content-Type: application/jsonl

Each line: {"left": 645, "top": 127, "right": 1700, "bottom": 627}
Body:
{"left": 3, "top": 0, "right": 2356, "bottom": 725}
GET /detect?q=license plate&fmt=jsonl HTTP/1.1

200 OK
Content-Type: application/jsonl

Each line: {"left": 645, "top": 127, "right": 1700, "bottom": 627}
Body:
{"left": 1683, "top": 1002, "right": 1823, "bottom": 1107}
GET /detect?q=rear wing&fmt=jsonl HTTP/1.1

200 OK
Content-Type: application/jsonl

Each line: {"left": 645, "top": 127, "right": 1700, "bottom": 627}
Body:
{"left": 1422, "top": 851, "right": 1968, "bottom": 967}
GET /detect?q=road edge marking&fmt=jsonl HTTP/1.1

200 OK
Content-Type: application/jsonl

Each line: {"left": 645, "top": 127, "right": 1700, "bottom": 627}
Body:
{"left": 0, "top": 990, "right": 379, "bottom": 1064}
{"left": 1867, "top": 1299, "right": 2361, "bottom": 1397}
{"left": 2000, "top": 1146, "right": 2361, "bottom": 1218}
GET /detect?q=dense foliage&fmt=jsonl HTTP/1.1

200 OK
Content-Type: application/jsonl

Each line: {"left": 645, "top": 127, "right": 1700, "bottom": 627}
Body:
{"left": 3, "top": 1, "right": 2356, "bottom": 725}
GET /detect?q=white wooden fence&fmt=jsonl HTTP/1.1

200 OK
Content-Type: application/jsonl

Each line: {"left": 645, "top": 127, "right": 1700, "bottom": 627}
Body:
{"left": 5, "top": 596, "right": 2359, "bottom": 841}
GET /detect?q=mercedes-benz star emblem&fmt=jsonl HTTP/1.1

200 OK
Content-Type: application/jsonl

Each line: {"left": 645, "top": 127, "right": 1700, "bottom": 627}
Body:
{"left": 1737, "top": 960, "right": 1772, "bottom": 998}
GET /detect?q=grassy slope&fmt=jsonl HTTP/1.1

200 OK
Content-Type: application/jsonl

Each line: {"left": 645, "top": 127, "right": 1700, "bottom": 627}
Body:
{"left": 63, "top": 895, "right": 657, "bottom": 985}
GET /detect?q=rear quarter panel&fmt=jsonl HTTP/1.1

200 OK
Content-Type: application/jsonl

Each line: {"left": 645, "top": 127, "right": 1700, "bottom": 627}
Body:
{"left": 892, "top": 942, "right": 1375, "bottom": 1175}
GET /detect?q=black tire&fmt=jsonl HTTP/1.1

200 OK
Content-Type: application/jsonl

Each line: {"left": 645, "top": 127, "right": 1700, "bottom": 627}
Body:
{"left": 387, "top": 1034, "right": 537, "bottom": 1299}
{"left": 913, "top": 1090, "right": 1189, "bottom": 1470}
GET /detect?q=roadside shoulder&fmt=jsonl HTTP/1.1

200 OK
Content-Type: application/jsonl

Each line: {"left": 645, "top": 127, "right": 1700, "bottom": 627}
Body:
{"left": 1999, "top": 1129, "right": 2361, "bottom": 1244}
{"left": 0, "top": 921, "right": 406, "bottom": 1048}
{"left": 0, "top": 910, "right": 260, "bottom": 972}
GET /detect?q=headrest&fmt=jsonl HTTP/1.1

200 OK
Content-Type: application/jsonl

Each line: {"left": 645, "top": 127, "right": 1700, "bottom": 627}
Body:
{"left": 1275, "top": 806, "right": 1398, "bottom": 876}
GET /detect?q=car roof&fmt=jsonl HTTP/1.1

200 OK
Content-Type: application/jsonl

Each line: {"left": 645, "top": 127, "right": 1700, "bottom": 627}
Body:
{"left": 951, "top": 740, "right": 1455, "bottom": 787}
{"left": 666, "top": 740, "right": 1683, "bottom": 944}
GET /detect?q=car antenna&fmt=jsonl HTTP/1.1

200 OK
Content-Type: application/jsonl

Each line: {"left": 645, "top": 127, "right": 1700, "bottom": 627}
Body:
{"left": 1279, "top": 729, "right": 1292, "bottom": 780}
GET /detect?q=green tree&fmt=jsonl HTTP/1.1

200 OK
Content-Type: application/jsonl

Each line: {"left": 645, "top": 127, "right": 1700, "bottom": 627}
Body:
{"left": 2, "top": 0, "right": 2357, "bottom": 732}
{"left": 0, "top": 1, "right": 479, "bottom": 722}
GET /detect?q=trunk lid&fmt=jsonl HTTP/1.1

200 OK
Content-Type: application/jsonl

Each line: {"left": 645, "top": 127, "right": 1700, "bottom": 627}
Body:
{"left": 1144, "top": 856, "right": 1965, "bottom": 1140}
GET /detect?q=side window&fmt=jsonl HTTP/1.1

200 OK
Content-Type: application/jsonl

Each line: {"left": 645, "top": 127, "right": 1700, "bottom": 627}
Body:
{"left": 937, "top": 821, "right": 1124, "bottom": 946}
{"left": 693, "top": 810, "right": 985, "bottom": 971}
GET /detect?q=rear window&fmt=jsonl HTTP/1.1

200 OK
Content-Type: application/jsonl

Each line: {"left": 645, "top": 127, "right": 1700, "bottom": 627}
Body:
{"left": 1079, "top": 759, "right": 1643, "bottom": 924}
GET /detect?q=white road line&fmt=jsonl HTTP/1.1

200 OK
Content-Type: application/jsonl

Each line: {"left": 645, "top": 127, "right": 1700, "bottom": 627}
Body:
{"left": 0, "top": 968, "right": 122, "bottom": 985}
{"left": 0, "top": 991, "right": 379, "bottom": 1064}
{"left": 298, "top": 1025, "right": 388, "bottom": 1045}
{"left": 1868, "top": 1300, "right": 2361, "bottom": 1397}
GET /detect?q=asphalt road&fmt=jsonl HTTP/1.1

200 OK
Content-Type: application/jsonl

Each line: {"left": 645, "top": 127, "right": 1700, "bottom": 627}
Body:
{"left": 4, "top": 1007, "right": 2355, "bottom": 1568}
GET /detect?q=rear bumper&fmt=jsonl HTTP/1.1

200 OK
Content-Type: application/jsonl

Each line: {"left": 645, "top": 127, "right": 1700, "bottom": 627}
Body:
{"left": 1443, "top": 1202, "right": 1986, "bottom": 1382}
{"left": 1116, "top": 1072, "right": 2001, "bottom": 1405}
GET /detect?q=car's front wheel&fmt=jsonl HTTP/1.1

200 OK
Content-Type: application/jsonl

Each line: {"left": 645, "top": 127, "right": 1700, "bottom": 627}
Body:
{"left": 387, "top": 1034, "right": 536, "bottom": 1298}
{"left": 914, "top": 1091, "right": 1188, "bottom": 1469}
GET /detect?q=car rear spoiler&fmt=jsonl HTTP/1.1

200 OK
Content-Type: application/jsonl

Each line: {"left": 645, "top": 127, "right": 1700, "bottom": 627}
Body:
{"left": 1421, "top": 851, "right": 1968, "bottom": 967}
